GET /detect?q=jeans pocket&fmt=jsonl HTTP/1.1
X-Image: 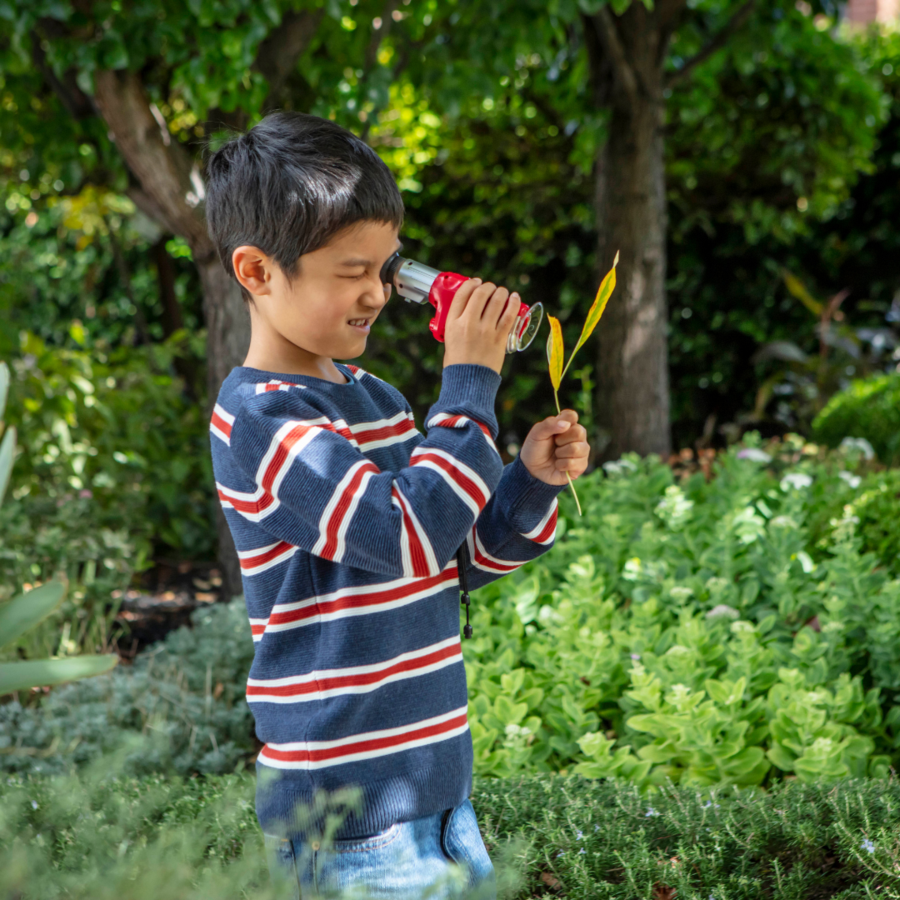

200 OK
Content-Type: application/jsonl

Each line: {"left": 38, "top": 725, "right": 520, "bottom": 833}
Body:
{"left": 440, "top": 800, "right": 495, "bottom": 894}
{"left": 263, "top": 832, "right": 301, "bottom": 900}
{"left": 329, "top": 822, "right": 402, "bottom": 853}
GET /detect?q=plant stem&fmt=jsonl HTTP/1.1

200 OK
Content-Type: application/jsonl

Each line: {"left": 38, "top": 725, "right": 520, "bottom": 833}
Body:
{"left": 553, "top": 388, "right": 582, "bottom": 516}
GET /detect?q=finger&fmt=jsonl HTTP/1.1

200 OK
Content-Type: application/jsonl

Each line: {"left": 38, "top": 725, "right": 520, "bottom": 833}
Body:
{"left": 462, "top": 281, "right": 496, "bottom": 321}
{"left": 497, "top": 290, "right": 520, "bottom": 333}
{"left": 555, "top": 441, "right": 590, "bottom": 459}
{"left": 446, "top": 278, "right": 483, "bottom": 323}
{"left": 529, "top": 414, "right": 573, "bottom": 443}
{"left": 555, "top": 423, "right": 588, "bottom": 447}
{"left": 483, "top": 286, "right": 510, "bottom": 324}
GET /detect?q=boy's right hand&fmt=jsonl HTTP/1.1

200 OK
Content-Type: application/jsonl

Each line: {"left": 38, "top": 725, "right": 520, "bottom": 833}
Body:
{"left": 442, "top": 278, "right": 521, "bottom": 374}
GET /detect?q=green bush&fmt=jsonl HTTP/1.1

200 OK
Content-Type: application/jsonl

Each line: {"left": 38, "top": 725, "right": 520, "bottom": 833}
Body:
{"left": 813, "top": 371, "right": 900, "bottom": 465}
{"left": 6, "top": 436, "right": 900, "bottom": 793}
{"left": 4, "top": 769, "right": 900, "bottom": 899}
{"left": 0, "top": 599, "right": 256, "bottom": 777}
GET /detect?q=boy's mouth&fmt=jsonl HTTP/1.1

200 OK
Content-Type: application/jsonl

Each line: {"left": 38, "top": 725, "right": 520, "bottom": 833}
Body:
{"left": 348, "top": 317, "right": 372, "bottom": 334}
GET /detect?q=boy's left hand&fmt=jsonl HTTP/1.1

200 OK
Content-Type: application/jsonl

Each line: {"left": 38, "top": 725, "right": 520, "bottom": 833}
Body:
{"left": 519, "top": 410, "right": 590, "bottom": 486}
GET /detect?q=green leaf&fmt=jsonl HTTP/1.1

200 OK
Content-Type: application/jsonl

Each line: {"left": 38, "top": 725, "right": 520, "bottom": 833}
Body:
{"left": 572, "top": 251, "right": 619, "bottom": 358}
{"left": 0, "top": 360, "right": 8, "bottom": 419}
{"left": 0, "top": 654, "right": 118, "bottom": 695}
{"left": 0, "top": 425, "right": 16, "bottom": 507}
{"left": 0, "top": 581, "right": 66, "bottom": 649}
{"left": 547, "top": 315, "right": 564, "bottom": 391}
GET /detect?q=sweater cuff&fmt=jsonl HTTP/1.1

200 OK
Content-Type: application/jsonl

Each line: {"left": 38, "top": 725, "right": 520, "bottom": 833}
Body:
{"left": 494, "top": 456, "right": 567, "bottom": 532}
{"left": 435, "top": 364, "right": 502, "bottom": 435}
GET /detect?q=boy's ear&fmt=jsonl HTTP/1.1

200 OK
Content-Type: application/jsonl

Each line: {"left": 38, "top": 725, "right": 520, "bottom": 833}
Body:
{"left": 232, "top": 245, "right": 275, "bottom": 297}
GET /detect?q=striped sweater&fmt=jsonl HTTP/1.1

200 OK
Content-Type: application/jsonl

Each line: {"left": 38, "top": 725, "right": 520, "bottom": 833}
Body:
{"left": 209, "top": 362, "right": 564, "bottom": 840}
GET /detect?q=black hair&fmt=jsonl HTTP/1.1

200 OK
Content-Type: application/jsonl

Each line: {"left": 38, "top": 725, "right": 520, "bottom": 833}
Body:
{"left": 205, "top": 112, "right": 404, "bottom": 302}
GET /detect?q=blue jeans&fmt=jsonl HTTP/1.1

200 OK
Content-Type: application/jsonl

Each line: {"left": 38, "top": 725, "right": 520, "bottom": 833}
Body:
{"left": 263, "top": 799, "right": 496, "bottom": 899}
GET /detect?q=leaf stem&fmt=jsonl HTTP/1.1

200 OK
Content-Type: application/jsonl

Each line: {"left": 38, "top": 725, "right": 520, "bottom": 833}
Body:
{"left": 553, "top": 388, "right": 582, "bottom": 516}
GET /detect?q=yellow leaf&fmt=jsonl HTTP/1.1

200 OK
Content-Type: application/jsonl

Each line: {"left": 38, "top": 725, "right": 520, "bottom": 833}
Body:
{"left": 547, "top": 316, "right": 564, "bottom": 391}
{"left": 573, "top": 251, "right": 619, "bottom": 356}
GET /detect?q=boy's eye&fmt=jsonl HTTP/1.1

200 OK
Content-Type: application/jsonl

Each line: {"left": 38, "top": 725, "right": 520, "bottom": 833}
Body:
{"left": 342, "top": 272, "right": 366, "bottom": 280}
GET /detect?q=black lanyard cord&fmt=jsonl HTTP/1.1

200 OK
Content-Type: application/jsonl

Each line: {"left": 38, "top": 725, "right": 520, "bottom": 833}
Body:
{"left": 456, "top": 541, "right": 473, "bottom": 639}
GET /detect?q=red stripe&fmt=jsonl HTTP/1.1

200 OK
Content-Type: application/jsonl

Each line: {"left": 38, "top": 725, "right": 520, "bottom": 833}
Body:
{"left": 394, "top": 488, "right": 430, "bottom": 577}
{"left": 353, "top": 419, "right": 416, "bottom": 444}
{"left": 239, "top": 541, "right": 293, "bottom": 570}
{"left": 472, "top": 529, "right": 519, "bottom": 572}
{"left": 267, "top": 568, "right": 458, "bottom": 628}
{"left": 211, "top": 411, "right": 232, "bottom": 437}
{"left": 218, "top": 487, "right": 275, "bottom": 515}
{"left": 262, "top": 711, "right": 468, "bottom": 763}
{"left": 247, "top": 643, "right": 461, "bottom": 698}
{"left": 532, "top": 508, "right": 558, "bottom": 544}
{"left": 412, "top": 451, "right": 487, "bottom": 509}
{"left": 435, "top": 414, "right": 491, "bottom": 439}
{"left": 320, "top": 463, "right": 378, "bottom": 559}
{"left": 261, "top": 423, "right": 312, "bottom": 493}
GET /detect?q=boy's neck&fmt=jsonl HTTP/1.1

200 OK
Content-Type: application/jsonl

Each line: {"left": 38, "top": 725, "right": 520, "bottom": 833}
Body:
{"left": 242, "top": 334, "right": 349, "bottom": 384}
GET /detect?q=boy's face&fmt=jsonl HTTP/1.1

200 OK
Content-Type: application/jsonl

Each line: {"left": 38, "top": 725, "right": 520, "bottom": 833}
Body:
{"left": 235, "top": 220, "right": 401, "bottom": 365}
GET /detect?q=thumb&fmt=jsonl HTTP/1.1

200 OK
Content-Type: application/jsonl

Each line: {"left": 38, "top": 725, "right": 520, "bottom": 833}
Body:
{"left": 530, "top": 412, "right": 575, "bottom": 442}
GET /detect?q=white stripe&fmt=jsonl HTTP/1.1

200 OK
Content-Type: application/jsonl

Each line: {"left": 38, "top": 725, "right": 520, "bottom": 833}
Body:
{"left": 258, "top": 706, "right": 468, "bottom": 770}
{"left": 210, "top": 423, "right": 231, "bottom": 446}
{"left": 237, "top": 541, "right": 298, "bottom": 576}
{"left": 311, "top": 460, "right": 373, "bottom": 558}
{"left": 393, "top": 486, "right": 440, "bottom": 576}
{"left": 392, "top": 491, "right": 414, "bottom": 577}
{"left": 332, "top": 467, "right": 378, "bottom": 563}
{"left": 246, "top": 637, "right": 462, "bottom": 703}
{"left": 252, "top": 562, "right": 458, "bottom": 640}
{"left": 214, "top": 403, "right": 235, "bottom": 425}
{"left": 427, "top": 412, "right": 498, "bottom": 452}
{"left": 521, "top": 499, "right": 558, "bottom": 543}
{"left": 410, "top": 447, "right": 490, "bottom": 514}
{"left": 471, "top": 528, "right": 529, "bottom": 573}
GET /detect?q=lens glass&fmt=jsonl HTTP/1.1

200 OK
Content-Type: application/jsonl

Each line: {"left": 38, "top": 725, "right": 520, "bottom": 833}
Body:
{"left": 516, "top": 302, "right": 543, "bottom": 351}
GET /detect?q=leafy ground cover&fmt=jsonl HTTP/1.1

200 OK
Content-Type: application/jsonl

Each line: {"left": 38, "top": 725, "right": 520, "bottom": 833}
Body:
{"left": 4, "top": 435, "right": 900, "bottom": 792}
{"left": 3, "top": 768, "right": 900, "bottom": 899}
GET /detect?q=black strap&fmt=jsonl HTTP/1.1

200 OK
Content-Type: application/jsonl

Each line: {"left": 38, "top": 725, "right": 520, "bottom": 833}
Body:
{"left": 456, "top": 542, "right": 473, "bottom": 639}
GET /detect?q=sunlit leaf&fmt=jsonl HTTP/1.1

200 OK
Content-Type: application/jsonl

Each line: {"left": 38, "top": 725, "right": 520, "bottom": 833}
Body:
{"left": 0, "top": 426, "right": 15, "bottom": 507}
{"left": 0, "top": 582, "right": 66, "bottom": 649}
{"left": 0, "top": 361, "right": 8, "bottom": 420}
{"left": 547, "top": 316, "right": 564, "bottom": 391}
{"left": 573, "top": 251, "right": 619, "bottom": 356}
{"left": 0, "top": 655, "right": 119, "bottom": 695}
{"left": 783, "top": 270, "right": 822, "bottom": 317}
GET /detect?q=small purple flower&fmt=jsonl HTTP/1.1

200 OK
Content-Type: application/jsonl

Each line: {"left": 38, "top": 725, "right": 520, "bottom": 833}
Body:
{"left": 576, "top": 830, "right": 583, "bottom": 840}
{"left": 631, "top": 653, "right": 641, "bottom": 661}
{"left": 556, "top": 850, "right": 565, "bottom": 858}
{"left": 579, "top": 848, "right": 586, "bottom": 855}
{"left": 79, "top": 489, "right": 93, "bottom": 499}
{"left": 862, "top": 838, "right": 875, "bottom": 854}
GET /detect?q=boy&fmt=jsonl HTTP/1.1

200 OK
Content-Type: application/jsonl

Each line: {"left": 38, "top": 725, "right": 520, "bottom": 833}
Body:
{"left": 205, "top": 112, "right": 589, "bottom": 899}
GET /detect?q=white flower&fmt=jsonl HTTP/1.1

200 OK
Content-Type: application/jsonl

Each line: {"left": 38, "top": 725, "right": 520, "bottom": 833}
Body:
{"left": 737, "top": 448, "right": 771, "bottom": 463}
{"left": 770, "top": 515, "right": 798, "bottom": 528}
{"left": 840, "top": 437, "right": 875, "bottom": 461}
{"left": 861, "top": 838, "right": 875, "bottom": 854}
{"left": 645, "top": 807, "right": 661, "bottom": 817}
{"left": 838, "top": 471, "right": 861, "bottom": 489}
{"left": 706, "top": 604, "right": 739, "bottom": 620}
{"left": 669, "top": 586, "right": 694, "bottom": 602}
{"left": 780, "top": 472, "right": 813, "bottom": 491}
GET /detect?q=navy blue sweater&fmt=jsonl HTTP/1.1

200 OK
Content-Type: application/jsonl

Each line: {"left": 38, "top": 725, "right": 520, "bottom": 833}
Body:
{"left": 209, "top": 362, "right": 563, "bottom": 839}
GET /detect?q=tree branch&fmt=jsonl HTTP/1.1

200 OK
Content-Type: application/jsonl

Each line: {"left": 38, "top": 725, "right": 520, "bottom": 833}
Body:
{"left": 256, "top": 8, "right": 324, "bottom": 110}
{"left": 93, "top": 69, "right": 213, "bottom": 258}
{"left": 666, "top": 0, "right": 757, "bottom": 89}
{"left": 588, "top": 7, "right": 639, "bottom": 106}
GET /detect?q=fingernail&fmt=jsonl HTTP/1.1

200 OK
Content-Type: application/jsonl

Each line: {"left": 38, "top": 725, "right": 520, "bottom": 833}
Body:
{"left": 511, "top": 292, "right": 520, "bottom": 300}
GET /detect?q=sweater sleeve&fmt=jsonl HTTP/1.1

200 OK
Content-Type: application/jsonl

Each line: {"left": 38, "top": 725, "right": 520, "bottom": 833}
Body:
{"left": 223, "top": 365, "right": 504, "bottom": 578}
{"left": 463, "top": 455, "right": 567, "bottom": 590}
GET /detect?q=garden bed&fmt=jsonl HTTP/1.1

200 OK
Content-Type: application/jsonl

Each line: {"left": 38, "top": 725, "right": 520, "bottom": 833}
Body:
{"left": 2, "top": 769, "right": 899, "bottom": 898}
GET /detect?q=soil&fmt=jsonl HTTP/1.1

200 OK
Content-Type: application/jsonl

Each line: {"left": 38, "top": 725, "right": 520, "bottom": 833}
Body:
{"left": 109, "top": 558, "right": 224, "bottom": 663}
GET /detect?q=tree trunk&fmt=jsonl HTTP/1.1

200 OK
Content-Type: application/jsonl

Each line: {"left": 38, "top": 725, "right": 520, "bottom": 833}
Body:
{"left": 587, "top": 8, "right": 672, "bottom": 461}
{"left": 197, "top": 255, "right": 250, "bottom": 601}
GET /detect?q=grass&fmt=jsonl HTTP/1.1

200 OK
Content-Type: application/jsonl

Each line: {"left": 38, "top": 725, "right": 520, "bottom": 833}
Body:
{"left": 4, "top": 758, "right": 900, "bottom": 899}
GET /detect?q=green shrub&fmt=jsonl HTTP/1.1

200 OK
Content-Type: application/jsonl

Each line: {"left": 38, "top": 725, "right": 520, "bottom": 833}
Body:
{"left": 813, "top": 370, "right": 900, "bottom": 464}
{"left": 0, "top": 599, "right": 256, "bottom": 777}
{"left": 4, "top": 769, "right": 900, "bottom": 899}
{"left": 7, "top": 435, "right": 900, "bottom": 793}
